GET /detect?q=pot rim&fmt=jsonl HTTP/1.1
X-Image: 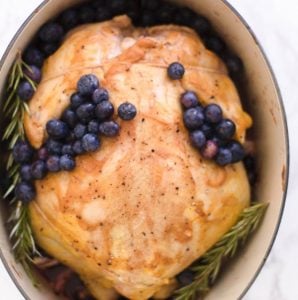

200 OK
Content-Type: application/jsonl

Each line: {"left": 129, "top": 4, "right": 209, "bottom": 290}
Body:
{"left": 0, "top": 1, "right": 290, "bottom": 300}
{"left": 222, "top": 1, "right": 289, "bottom": 298}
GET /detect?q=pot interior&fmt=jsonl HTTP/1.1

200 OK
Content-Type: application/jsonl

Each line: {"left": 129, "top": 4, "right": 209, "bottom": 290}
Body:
{"left": 0, "top": 0, "right": 288, "bottom": 299}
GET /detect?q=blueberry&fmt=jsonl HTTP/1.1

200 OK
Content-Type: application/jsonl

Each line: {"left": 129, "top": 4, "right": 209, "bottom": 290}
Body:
{"left": 200, "top": 140, "right": 219, "bottom": 159}
{"left": 17, "top": 80, "right": 34, "bottom": 101}
{"left": 46, "top": 138, "right": 63, "bottom": 155}
{"left": 204, "top": 104, "right": 223, "bottom": 124}
{"left": 177, "top": 270, "right": 195, "bottom": 286}
{"left": 91, "top": 0, "right": 106, "bottom": 9}
{"left": 108, "top": 0, "right": 127, "bottom": 15}
{"left": 39, "top": 42, "right": 59, "bottom": 57}
{"left": 216, "top": 148, "right": 233, "bottom": 166}
{"left": 15, "top": 182, "right": 36, "bottom": 203}
{"left": 74, "top": 123, "right": 87, "bottom": 139}
{"left": 117, "top": 102, "right": 137, "bottom": 121}
{"left": 141, "top": 12, "right": 156, "bottom": 27}
{"left": 73, "top": 140, "right": 85, "bottom": 155}
{"left": 141, "top": 0, "right": 159, "bottom": 11}
{"left": 23, "top": 46, "right": 45, "bottom": 68}
{"left": 99, "top": 121, "right": 120, "bottom": 137}
{"left": 20, "top": 164, "right": 33, "bottom": 181}
{"left": 65, "top": 131, "right": 76, "bottom": 143}
{"left": 62, "top": 144, "right": 75, "bottom": 156}
{"left": 247, "top": 170, "right": 257, "bottom": 185}
{"left": 82, "top": 134, "right": 100, "bottom": 152}
{"left": 229, "top": 141, "right": 245, "bottom": 163}
{"left": 244, "top": 155, "right": 257, "bottom": 184}
{"left": 88, "top": 120, "right": 100, "bottom": 134}
{"left": 225, "top": 55, "right": 243, "bottom": 75}
{"left": 37, "top": 147, "right": 49, "bottom": 161}
{"left": 183, "top": 107, "right": 204, "bottom": 130}
{"left": 60, "top": 155, "right": 76, "bottom": 171}
{"left": 23, "top": 65, "right": 42, "bottom": 83}
{"left": 180, "top": 91, "right": 200, "bottom": 109}
{"left": 174, "top": 7, "right": 196, "bottom": 26}
{"left": 76, "top": 103, "right": 95, "bottom": 123}
{"left": 212, "top": 136, "right": 228, "bottom": 147}
{"left": 200, "top": 123, "right": 213, "bottom": 139}
{"left": 13, "top": 140, "right": 34, "bottom": 164}
{"left": 244, "top": 155, "right": 255, "bottom": 172}
{"left": 46, "top": 155, "right": 61, "bottom": 172}
{"left": 193, "top": 16, "right": 211, "bottom": 35}
{"left": 59, "top": 9, "right": 79, "bottom": 30}
{"left": 71, "top": 93, "right": 85, "bottom": 109}
{"left": 62, "top": 108, "right": 78, "bottom": 128}
{"left": 46, "top": 119, "right": 69, "bottom": 139}
{"left": 94, "top": 7, "right": 112, "bottom": 22}
{"left": 31, "top": 160, "right": 48, "bottom": 179}
{"left": 95, "top": 101, "right": 114, "bottom": 121}
{"left": 190, "top": 130, "right": 206, "bottom": 149}
{"left": 216, "top": 119, "right": 236, "bottom": 140}
{"left": 79, "top": 6, "right": 95, "bottom": 24}
{"left": 92, "top": 88, "right": 109, "bottom": 104}
{"left": 205, "top": 36, "right": 225, "bottom": 54}
{"left": 126, "top": 4, "right": 139, "bottom": 24}
{"left": 167, "top": 62, "right": 185, "bottom": 80}
{"left": 38, "top": 22, "right": 64, "bottom": 43}
{"left": 77, "top": 74, "right": 99, "bottom": 96}
{"left": 157, "top": 3, "right": 177, "bottom": 24}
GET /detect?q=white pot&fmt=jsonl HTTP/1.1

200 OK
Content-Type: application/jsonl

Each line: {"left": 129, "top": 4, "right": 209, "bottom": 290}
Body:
{"left": 0, "top": 0, "right": 289, "bottom": 299}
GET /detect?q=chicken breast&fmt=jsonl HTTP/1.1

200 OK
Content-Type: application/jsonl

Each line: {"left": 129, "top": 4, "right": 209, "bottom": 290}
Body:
{"left": 26, "top": 16, "right": 252, "bottom": 299}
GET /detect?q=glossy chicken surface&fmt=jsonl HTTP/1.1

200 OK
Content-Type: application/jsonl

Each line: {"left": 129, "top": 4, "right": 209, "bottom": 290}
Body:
{"left": 25, "top": 16, "right": 252, "bottom": 299}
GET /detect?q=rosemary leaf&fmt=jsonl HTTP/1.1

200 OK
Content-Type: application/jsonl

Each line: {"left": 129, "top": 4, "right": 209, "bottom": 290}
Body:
{"left": 6, "top": 153, "right": 14, "bottom": 169}
{"left": 13, "top": 75, "right": 21, "bottom": 93}
{"left": 1, "top": 55, "right": 40, "bottom": 283}
{"left": 21, "top": 60, "right": 32, "bottom": 72}
{"left": 9, "top": 133, "right": 19, "bottom": 149}
{"left": 2, "top": 118, "right": 18, "bottom": 140}
{"left": 23, "top": 75, "right": 37, "bottom": 91}
{"left": 174, "top": 202, "right": 268, "bottom": 300}
{"left": 3, "top": 184, "right": 15, "bottom": 199}
{"left": 8, "top": 163, "right": 19, "bottom": 177}
{"left": 12, "top": 173, "right": 20, "bottom": 185}
{"left": 16, "top": 61, "right": 24, "bottom": 78}
{"left": 11, "top": 100, "right": 21, "bottom": 118}
{"left": 3, "top": 90, "right": 16, "bottom": 111}
{"left": 8, "top": 62, "right": 18, "bottom": 89}
{"left": 23, "top": 101, "right": 30, "bottom": 115}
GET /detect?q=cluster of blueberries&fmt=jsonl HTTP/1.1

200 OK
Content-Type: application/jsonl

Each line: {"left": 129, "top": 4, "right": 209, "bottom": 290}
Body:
{"left": 167, "top": 62, "right": 245, "bottom": 167}
{"left": 13, "top": 0, "right": 247, "bottom": 202}
{"left": 17, "top": 0, "right": 243, "bottom": 103}
{"left": 14, "top": 74, "right": 137, "bottom": 203}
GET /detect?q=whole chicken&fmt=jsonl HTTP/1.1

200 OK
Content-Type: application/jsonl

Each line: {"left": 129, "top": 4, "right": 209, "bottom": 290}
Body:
{"left": 24, "top": 15, "right": 252, "bottom": 299}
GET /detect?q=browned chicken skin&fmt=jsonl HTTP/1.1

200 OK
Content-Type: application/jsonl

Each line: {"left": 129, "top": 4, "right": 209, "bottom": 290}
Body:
{"left": 25, "top": 16, "right": 252, "bottom": 299}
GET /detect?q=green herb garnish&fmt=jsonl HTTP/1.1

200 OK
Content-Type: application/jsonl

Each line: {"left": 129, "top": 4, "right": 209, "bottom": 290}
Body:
{"left": 174, "top": 202, "right": 268, "bottom": 300}
{"left": 1, "top": 53, "right": 40, "bottom": 285}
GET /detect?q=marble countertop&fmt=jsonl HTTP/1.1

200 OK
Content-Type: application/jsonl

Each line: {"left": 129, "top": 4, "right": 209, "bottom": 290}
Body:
{"left": 0, "top": 0, "right": 297, "bottom": 299}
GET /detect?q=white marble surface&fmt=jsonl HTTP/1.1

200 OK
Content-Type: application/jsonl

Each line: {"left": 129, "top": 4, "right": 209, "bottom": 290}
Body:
{"left": 0, "top": 0, "right": 297, "bottom": 299}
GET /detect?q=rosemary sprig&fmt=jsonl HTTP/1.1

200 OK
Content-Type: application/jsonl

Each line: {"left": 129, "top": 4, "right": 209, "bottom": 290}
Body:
{"left": 174, "top": 202, "right": 268, "bottom": 300}
{"left": 8, "top": 202, "right": 40, "bottom": 284}
{"left": 1, "top": 53, "right": 40, "bottom": 285}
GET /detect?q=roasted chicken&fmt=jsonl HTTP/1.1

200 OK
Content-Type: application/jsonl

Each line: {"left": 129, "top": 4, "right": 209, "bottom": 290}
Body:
{"left": 24, "top": 16, "right": 252, "bottom": 300}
